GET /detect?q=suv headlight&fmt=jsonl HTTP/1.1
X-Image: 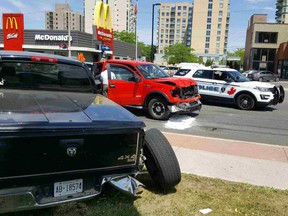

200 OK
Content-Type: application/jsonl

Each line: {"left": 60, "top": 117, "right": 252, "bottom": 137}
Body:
{"left": 254, "top": 87, "right": 270, "bottom": 92}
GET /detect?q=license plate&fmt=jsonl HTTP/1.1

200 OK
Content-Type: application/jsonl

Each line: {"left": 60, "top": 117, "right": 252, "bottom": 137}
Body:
{"left": 54, "top": 179, "right": 83, "bottom": 197}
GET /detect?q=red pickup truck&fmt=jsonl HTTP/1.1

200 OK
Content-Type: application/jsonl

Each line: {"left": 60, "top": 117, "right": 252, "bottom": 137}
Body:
{"left": 94, "top": 60, "right": 201, "bottom": 120}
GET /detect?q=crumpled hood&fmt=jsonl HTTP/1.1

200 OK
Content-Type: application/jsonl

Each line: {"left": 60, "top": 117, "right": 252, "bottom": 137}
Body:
{"left": 152, "top": 77, "right": 197, "bottom": 87}
{"left": 236, "top": 81, "right": 275, "bottom": 88}
{"left": 0, "top": 89, "right": 144, "bottom": 127}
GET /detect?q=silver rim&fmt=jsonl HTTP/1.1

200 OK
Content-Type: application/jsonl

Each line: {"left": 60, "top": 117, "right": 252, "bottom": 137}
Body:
{"left": 152, "top": 101, "right": 165, "bottom": 117}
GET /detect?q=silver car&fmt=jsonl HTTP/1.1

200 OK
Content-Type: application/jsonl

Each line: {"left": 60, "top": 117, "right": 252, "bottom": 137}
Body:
{"left": 247, "top": 70, "right": 280, "bottom": 82}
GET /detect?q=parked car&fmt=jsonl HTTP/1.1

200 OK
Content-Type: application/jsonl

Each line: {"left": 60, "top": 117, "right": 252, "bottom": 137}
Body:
{"left": 174, "top": 67, "right": 285, "bottom": 110}
{"left": 163, "top": 66, "right": 179, "bottom": 76}
{"left": 0, "top": 51, "right": 181, "bottom": 214}
{"left": 247, "top": 70, "right": 280, "bottom": 82}
{"left": 94, "top": 60, "right": 201, "bottom": 120}
{"left": 242, "top": 70, "right": 257, "bottom": 77}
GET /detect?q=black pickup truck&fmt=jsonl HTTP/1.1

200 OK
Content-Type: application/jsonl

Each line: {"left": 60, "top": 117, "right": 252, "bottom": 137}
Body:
{"left": 0, "top": 51, "right": 181, "bottom": 213}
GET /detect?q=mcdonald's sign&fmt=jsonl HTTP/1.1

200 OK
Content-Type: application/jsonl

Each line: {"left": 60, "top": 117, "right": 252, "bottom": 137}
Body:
{"left": 2, "top": 14, "right": 24, "bottom": 51}
{"left": 93, "top": 2, "right": 114, "bottom": 57}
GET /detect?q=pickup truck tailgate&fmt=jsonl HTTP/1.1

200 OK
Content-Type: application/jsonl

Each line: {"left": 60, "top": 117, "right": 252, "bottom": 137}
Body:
{"left": 0, "top": 129, "right": 142, "bottom": 179}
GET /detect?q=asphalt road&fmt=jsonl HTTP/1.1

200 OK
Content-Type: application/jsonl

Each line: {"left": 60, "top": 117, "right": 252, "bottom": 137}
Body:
{"left": 128, "top": 82, "right": 288, "bottom": 147}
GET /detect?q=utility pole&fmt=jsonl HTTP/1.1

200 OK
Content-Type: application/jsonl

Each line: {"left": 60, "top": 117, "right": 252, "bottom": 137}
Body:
{"left": 65, "top": 0, "right": 71, "bottom": 58}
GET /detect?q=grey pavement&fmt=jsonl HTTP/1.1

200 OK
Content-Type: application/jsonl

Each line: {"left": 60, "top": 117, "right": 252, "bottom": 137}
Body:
{"left": 163, "top": 132, "right": 288, "bottom": 190}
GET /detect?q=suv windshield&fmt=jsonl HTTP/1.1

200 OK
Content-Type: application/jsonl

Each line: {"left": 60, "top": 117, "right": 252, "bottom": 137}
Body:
{"left": 226, "top": 71, "right": 250, "bottom": 82}
{"left": 137, "top": 64, "right": 169, "bottom": 79}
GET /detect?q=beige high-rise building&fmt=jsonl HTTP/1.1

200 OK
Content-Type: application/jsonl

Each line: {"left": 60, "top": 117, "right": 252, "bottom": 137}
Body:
{"left": 191, "top": 0, "right": 230, "bottom": 62}
{"left": 84, "top": 0, "right": 135, "bottom": 34}
{"left": 276, "top": 0, "right": 288, "bottom": 23}
{"left": 157, "top": 0, "right": 230, "bottom": 63}
{"left": 45, "top": 4, "right": 84, "bottom": 31}
{"left": 157, "top": 3, "right": 193, "bottom": 54}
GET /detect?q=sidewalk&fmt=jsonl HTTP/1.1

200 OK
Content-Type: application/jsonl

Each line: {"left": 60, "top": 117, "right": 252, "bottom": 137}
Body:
{"left": 163, "top": 132, "right": 288, "bottom": 190}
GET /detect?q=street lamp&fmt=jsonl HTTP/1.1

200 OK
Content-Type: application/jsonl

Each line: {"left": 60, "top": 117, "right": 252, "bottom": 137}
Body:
{"left": 151, "top": 3, "right": 161, "bottom": 62}
{"left": 64, "top": 0, "right": 71, "bottom": 58}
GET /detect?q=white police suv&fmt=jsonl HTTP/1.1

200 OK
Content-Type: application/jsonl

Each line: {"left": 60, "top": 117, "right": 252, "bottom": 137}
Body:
{"left": 174, "top": 67, "right": 285, "bottom": 110}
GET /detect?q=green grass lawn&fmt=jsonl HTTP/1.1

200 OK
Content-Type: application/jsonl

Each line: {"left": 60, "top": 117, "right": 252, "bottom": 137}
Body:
{"left": 5, "top": 173, "right": 288, "bottom": 216}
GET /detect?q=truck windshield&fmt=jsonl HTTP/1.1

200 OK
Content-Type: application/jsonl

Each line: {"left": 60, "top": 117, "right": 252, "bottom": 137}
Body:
{"left": 226, "top": 71, "right": 250, "bottom": 82}
{"left": 137, "top": 64, "right": 169, "bottom": 79}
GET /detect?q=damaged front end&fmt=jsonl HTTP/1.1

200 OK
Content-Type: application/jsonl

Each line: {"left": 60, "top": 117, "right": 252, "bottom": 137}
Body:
{"left": 0, "top": 175, "right": 144, "bottom": 214}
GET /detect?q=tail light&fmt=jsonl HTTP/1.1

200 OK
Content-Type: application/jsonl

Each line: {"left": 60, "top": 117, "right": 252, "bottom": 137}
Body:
{"left": 31, "top": 56, "right": 57, "bottom": 64}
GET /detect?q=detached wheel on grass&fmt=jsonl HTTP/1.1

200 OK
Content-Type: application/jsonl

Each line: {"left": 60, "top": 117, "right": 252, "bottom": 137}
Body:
{"left": 143, "top": 128, "right": 181, "bottom": 190}
{"left": 147, "top": 98, "right": 171, "bottom": 120}
{"left": 236, "top": 94, "right": 255, "bottom": 110}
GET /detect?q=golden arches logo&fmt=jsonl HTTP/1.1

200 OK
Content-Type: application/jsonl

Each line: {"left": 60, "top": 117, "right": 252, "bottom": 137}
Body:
{"left": 6, "top": 17, "right": 18, "bottom": 30}
{"left": 93, "top": 2, "right": 112, "bottom": 32}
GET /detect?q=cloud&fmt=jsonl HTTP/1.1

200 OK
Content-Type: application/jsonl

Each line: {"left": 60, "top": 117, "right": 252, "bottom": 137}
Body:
{"left": 8, "top": 0, "right": 28, "bottom": 12}
{"left": 264, "top": 7, "right": 275, "bottom": 11}
{"left": 245, "top": 0, "right": 270, "bottom": 3}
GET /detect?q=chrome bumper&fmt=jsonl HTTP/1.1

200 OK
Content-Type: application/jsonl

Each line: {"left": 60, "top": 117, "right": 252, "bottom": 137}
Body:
{"left": 0, "top": 175, "right": 143, "bottom": 214}
{"left": 168, "top": 100, "right": 202, "bottom": 113}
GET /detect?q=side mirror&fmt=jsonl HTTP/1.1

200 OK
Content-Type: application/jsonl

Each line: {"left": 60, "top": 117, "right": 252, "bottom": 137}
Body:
{"left": 134, "top": 75, "right": 141, "bottom": 83}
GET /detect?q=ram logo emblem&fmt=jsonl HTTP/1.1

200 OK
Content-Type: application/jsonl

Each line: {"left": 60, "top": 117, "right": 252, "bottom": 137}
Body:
{"left": 67, "top": 147, "right": 77, "bottom": 157}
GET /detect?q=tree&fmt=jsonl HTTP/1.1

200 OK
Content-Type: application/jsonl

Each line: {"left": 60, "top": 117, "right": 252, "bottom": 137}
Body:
{"left": 228, "top": 48, "right": 244, "bottom": 67}
{"left": 163, "top": 43, "right": 198, "bottom": 65}
{"left": 113, "top": 31, "right": 136, "bottom": 44}
{"left": 113, "top": 31, "right": 152, "bottom": 61}
{"left": 138, "top": 42, "right": 153, "bottom": 62}
{"left": 205, "top": 59, "right": 214, "bottom": 66}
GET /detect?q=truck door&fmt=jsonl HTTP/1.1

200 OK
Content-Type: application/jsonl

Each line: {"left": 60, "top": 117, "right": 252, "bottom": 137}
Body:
{"left": 106, "top": 63, "right": 142, "bottom": 105}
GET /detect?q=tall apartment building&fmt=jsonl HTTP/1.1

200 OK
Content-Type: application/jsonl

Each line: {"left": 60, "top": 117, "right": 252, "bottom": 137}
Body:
{"left": 156, "top": 0, "right": 230, "bottom": 63}
{"left": 191, "top": 0, "right": 230, "bottom": 62}
{"left": 84, "top": 0, "right": 135, "bottom": 34}
{"left": 276, "top": 0, "right": 288, "bottom": 23}
{"left": 157, "top": 3, "right": 193, "bottom": 54}
{"left": 45, "top": 4, "right": 84, "bottom": 31}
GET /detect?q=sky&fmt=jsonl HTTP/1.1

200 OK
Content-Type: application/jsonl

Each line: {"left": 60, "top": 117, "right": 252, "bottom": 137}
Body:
{"left": 0, "top": 0, "right": 276, "bottom": 52}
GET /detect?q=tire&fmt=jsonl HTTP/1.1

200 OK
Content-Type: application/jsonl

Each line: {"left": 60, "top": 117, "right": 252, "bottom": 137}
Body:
{"left": 148, "top": 97, "right": 171, "bottom": 120}
{"left": 258, "top": 77, "right": 263, "bottom": 82}
{"left": 143, "top": 128, "right": 181, "bottom": 190}
{"left": 275, "top": 77, "right": 279, "bottom": 82}
{"left": 236, "top": 94, "right": 255, "bottom": 110}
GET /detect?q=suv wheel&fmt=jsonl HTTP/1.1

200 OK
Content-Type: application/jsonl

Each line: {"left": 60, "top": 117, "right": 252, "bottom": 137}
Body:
{"left": 148, "top": 98, "right": 171, "bottom": 120}
{"left": 236, "top": 94, "right": 255, "bottom": 110}
{"left": 275, "top": 77, "right": 279, "bottom": 82}
{"left": 143, "top": 128, "right": 181, "bottom": 190}
{"left": 258, "top": 77, "right": 263, "bottom": 82}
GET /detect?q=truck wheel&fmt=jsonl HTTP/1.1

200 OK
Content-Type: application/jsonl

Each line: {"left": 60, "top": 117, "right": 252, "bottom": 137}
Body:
{"left": 236, "top": 94, "right": 255, "bottom": 110}
{"left": 143, "top": 128, "right": 181, "bottom": 190}
{"left": 148, "top": 98, "right": 171, "bottom": 120}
